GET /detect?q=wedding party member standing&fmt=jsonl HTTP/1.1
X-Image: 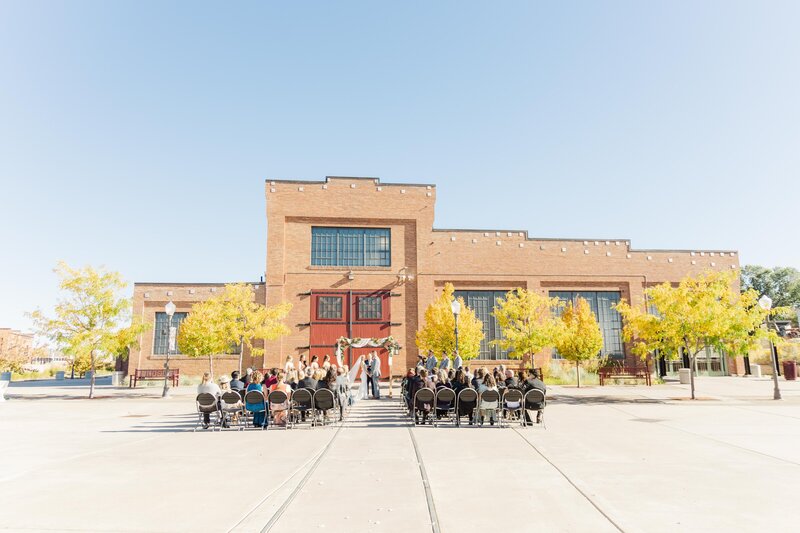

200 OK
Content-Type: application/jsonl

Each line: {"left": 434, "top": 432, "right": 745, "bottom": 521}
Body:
{"left": 369, "top": 351, "right": 382, "bottom": 399}
{"left": 439, "top": 353, "right": 451, "bottom": 371}
{"left": 425, "top": 351, "right": 438, "bottom": 373}
{"left": 453, "top": 352, "right": 463, "bottom": 370}
{"left": 284, "top": 355, "right": 295, "bottom": 374}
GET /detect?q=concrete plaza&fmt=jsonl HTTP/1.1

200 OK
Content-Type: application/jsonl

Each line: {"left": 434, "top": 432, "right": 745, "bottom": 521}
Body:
{"left": 1, "top": 376, "right": 800, "bottom": 533}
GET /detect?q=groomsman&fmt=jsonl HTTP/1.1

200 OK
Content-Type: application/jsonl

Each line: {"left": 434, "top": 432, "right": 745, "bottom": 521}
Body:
{"left": 453, "top": 351, "right": 463, "bottom": 370}
{"left": 439, "top": 353, "right": 451, "bottom": 370}
{"left": 425, "top": 350, "right": 438, "bottom": 372}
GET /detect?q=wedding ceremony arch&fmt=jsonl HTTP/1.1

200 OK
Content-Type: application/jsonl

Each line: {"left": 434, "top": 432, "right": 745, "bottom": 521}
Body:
{"left": 334, "top": 335, "right": 402, "bottom": 368}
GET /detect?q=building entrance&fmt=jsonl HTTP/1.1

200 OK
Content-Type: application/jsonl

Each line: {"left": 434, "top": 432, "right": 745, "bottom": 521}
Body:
{"left": 308, "top": 290, "right": 392, "bottom": 376}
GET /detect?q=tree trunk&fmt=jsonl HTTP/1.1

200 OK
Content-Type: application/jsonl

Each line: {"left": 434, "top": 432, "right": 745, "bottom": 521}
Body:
{"left": 208, "top": 354, "right": 214, "bottom": 377}
{"left": 576, "top": 360, "right": 581, "bottom": 388}
{"left": 89, "top": 349, "right": 96, "bottom": 399}
{"left": 690, "top": 352, "right": 697, "bottom": 400}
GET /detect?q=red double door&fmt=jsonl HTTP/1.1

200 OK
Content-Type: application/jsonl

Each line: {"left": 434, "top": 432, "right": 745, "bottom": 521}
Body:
{"left": 308, "top": 290, "right": 391, "bottom": 378}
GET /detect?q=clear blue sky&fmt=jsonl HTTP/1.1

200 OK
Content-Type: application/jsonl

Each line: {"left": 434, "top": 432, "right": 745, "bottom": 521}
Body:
{"left": 2, "top": 1, "right": 799, "bottom": 331}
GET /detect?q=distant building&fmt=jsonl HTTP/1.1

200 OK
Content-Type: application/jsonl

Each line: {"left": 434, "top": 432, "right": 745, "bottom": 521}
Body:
{"left": 128, "top": 176, "right": 743, "bottom": 379}
{"left": 0, "top": 328, "right": 34, "bottom": 366}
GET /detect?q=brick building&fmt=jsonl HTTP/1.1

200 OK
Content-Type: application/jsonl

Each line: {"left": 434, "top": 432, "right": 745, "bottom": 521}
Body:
{"left": 128, "top": 176, "right": 742, "bottom": 379}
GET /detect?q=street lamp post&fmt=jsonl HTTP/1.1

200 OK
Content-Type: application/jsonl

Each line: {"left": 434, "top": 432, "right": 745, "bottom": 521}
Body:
{"left": 163, "top": 300, "right": 176, "bottom": 399}
{"left": 758, "top": 295, "right": 781, "bottom": 401}
{"left": 451, "top": 299, "right": 461, "bottom": 355}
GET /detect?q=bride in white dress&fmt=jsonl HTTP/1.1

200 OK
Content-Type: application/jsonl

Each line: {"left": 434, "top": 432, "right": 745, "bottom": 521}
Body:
{"left": 347, "top": 355, "right": 369, "bottom": 403}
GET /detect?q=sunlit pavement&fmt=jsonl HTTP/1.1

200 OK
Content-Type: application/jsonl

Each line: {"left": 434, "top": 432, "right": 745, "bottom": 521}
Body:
{"left": 2, "top": 376, "right": 799, "bottom": 533}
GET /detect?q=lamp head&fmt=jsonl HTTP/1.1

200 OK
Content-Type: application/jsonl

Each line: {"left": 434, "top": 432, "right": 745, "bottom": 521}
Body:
{"left": 451, "top": 299, "right": 461, "bottom": 316}
{"left": 758, "top": 295, "right": 773, "bottom": 311}
{"left": 165, "top": 300, "right": 176, "bottom": 317}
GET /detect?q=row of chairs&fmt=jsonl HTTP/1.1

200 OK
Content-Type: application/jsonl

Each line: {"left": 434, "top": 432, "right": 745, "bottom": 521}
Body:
{"left": 403, "top": 385, "right": 546, "bottom": 428}
{"left": 195, "top": 387, "right": 347, "bottom": 431}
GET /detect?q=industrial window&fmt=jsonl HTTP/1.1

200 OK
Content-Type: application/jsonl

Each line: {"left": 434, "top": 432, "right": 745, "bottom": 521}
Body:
{"left": 549, "top": 291, "right": 624, "bottom": 359}
{"left": 317, "top": 296, "right": 343, "bottom": 320}
{"left": 153, "top": 312, "right": 188, "bottom": 355}
{"left": 311, "top": 227, "right": 390, "bottom": 267}
{"left": 358, "top": 296, "right": 383, "bottom": 320}
{"left": 453, "top": 290, "right": 511, "bottom": 360}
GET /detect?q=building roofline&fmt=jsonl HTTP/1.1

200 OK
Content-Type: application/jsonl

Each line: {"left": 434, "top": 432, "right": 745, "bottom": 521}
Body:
{"left": 431, "top": 228, "right": 737, "bottom": 254}
{"left": 265, "top": 176, "right": 437, "bottom": 188}
{"left": 134, "top": 282, "right": 264, "bottom": 287}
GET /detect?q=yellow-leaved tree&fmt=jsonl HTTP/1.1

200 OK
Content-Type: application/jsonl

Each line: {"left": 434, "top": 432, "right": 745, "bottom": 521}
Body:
{"left": 492, "top": 288, "right": 563, "bottom": 368}
{"left": 416, "top": 283, "right": 483, "bottom": 360}
{"left": 616, "top": 270, "right": 785, "bottom": 400}
{"left": 177, "top": 299, "right": 230, "bottom": 377}
{"left": 215, "top": 284, "right": 292, "bottom": 372}
{"left": 554, "top": 297, "right": 604, "bottom": 387}
{"left": 30, "top": 262, "right": 149, "bottom": 398}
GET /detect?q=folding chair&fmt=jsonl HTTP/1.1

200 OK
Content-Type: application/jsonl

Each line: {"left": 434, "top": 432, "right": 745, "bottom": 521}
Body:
{"left": 312, "top": 389, "right": 337, "bottom": 426}
{"left": 220, "top": 390, "right": 245, "bottom": 430}
{"left": 413, "top": 388, "right": 435, "bottom": 426}
{"left": 244, "top": 390, "right": 267, "bottom": 429}
{"left": 523, "top": 389, "right": 547, "bottom": 428}
{"left": 267, "top": 390, "right": 290, "bottom": 429}
{"left": 501, "top": 389, "right": 524, "bottom": 428}
{"left": 456, "top": 388, "right": 478, "bottom": 427}
{"left": 195, "top": 393, "right": 221, "bottom": 431}
{"left": 433, "top": 388, "right": 456, "bottom": 427}
{"left": 478, "top": 389, "right": 500, "bottom": 427}
{"left": 291, "top": 388, "right": 313, "bottom": 427}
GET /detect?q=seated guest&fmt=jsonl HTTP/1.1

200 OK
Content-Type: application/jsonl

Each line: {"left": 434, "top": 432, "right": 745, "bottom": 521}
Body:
{"left": 478, "top": 373, "right": 499, "bottom": 426}
{"left": 335, "top": 366, "right": 351, "bottom": 405}
{"left": 269, "top": 371, "right": 291, "bottom": 427}
{"left": 504, "top": 369, "right": 520, "bottom": 389}
{"left": 218, "top": 375, "right": 238, "bottom": 428}
{"left": 314, "top": 368, "right": 326, "bottom": 382}
{"left": 197, "top": 372, "right": 221, "bottom": 429}
{"left": 522, "top": 369, "right": 547, "bottom": 424}
{"left": 263, "top": 369, "right": 278, "bottom": 389}
{"left": 285, "top": 369, "right": 299, "bottom": 390}
{"left": 451, "top": 369, "right": 471, "bottom": 395}
{"left": 298, "top": 367, "right": 317, "bottom": 391}
{"left": 245, "top": 371, "right": 267, "bottom": 428}
{"left": 243, "top": 367, "right": 253, "bottom": 386}
{"left": 316, "top": 367, "right": 336, "bottom": 390}
{"left": 410, "top": 369, "right": 434, "bottom": 424}
{"left": 436, "top": 369, "right": 451, "bottom": 389}
{"left": 230, "top": 371, "right": 245, "bottom": 391}
{"left": 471, "top": 368, "right": 485, "bottom": 390}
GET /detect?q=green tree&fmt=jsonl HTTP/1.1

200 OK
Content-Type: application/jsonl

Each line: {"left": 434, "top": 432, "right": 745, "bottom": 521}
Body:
{"left": 554, "top": 297, "right": 604, "bottom": 387}
{"left": 215, "top": 284, "right": 292, "bottom": 371}
{"left": 740, "top": 265, "right": 800, "bottom": 317}
{"left": 416, "top": 282, "right": 484, "bottom": 360}
{"left": 31, "top": 262, "right": 148, "bottom": 398}
{"left": 492, "top": 288, "right": 562, "bottom": 367}
{"left": 616, "top": 270, "right": 784, "bottom": 400}
{"left": 177, "top": 299, "right": 229, "bottom": 376}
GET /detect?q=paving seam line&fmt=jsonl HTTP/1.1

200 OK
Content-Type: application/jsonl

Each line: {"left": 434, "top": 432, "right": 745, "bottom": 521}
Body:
{"left": 609, "top": 404, "right": 800, "bottom": 468}
{"left": 511, "top": 427, "right": 625, "bottom": 533}
{"left": 225, "top": 426, "right": 341, "bottom": 533}
{"left": 257, "top": 421, "right": 346, "bottom": 533}
{"left": 407, "top": 424, "right": 441, "bottom": 533}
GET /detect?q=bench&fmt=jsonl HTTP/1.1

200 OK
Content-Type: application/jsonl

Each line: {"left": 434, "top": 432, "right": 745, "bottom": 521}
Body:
{"left": 599, "top": 364, "right": 651, "bottom": 386}
{"left": 129, "top": 368, "right": 180, "bottom": 388}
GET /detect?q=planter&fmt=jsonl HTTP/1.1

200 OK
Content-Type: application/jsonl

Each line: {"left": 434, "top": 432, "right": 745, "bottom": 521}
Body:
{"left": 0, "top": 372, "right": 11, "bottom": 382}
{"left": 55, "top": 371, "right": 65, "bottom": 380}
{"left": 678, "top": 368, "right": 692, "bottom": 384}
{"left": 84, "top": 371, "right": 93, "bottom": 381}
{"left": 749, "top": 364, "right": 762, "bottom": 378}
